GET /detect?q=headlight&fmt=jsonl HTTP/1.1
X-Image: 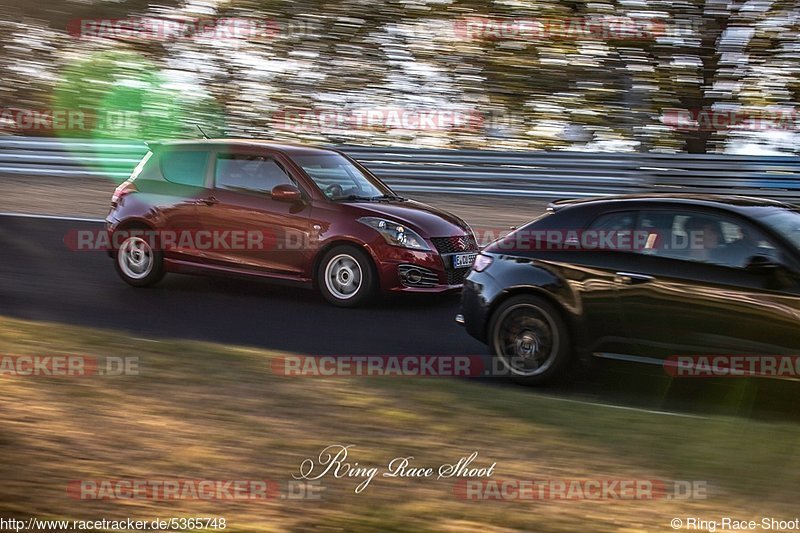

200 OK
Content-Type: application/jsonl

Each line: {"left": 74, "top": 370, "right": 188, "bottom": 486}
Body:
{"left": 358, "top": 217, "right": 431, "bottom": 250}
{"left": 472, "top": 253, "right": 493, "bottom": 272}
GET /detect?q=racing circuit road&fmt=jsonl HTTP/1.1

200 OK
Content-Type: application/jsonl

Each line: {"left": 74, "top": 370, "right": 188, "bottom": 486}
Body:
{"left": 0, "top": 214, "right": 484, "bottom": 356}
{"left": 1, "top": 213, "right": 798, "bottom": 420}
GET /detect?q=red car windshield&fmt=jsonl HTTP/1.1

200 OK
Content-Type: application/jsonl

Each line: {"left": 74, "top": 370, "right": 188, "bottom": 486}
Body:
{"left": 293, "top": 153, "right": 393, "bottom": 200}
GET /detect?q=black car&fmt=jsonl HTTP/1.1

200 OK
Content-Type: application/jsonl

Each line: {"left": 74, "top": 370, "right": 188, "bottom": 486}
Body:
{"left": 458, "top": 194, "right": 800, "bottom": 385}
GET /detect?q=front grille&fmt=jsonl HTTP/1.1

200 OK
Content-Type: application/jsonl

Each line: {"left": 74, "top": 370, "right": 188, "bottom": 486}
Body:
{"left": 446, "top": 267, "right": 470, "bottom": 286}
{"left": 430, "top": 234, "right": 478, "bottom": 255}
{"left": 398, "top": 264, "right": 440, "bottom": 288}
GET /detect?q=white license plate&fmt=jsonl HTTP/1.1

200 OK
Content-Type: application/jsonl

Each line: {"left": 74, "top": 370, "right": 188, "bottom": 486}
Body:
{"left": 453, "top": 253, "right": 477, "bottom": 269}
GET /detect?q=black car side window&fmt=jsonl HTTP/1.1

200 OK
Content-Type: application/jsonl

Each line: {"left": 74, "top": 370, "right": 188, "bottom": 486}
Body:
{"left": 215, "top": 154, "right": 295, "bottom": 194}
{"left": 587, "top": 211, "right": 636, "bottom": 251}
{"left": 588, "top": 211, "right": 636, "bottom": 232}
{"left": 638, "top": 211, "right": 778, "bottom": 269}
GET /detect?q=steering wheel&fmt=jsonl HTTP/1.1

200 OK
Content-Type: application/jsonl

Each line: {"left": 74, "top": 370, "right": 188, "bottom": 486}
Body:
{"left": 324, "top": 183, "right": 344, "bottom": 198}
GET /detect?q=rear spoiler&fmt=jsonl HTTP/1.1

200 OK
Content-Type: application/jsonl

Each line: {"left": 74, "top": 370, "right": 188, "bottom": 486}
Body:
{"left": 547, "top": 198, "right": 581, "bottom": 212}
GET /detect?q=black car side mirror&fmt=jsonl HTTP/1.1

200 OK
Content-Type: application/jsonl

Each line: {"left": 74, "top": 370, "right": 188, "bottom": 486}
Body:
{"left": 746, "top": 255, "right": 796, "bottom": 289}
{"left": 745, "top": 254, "right": 780, "bottom": 273}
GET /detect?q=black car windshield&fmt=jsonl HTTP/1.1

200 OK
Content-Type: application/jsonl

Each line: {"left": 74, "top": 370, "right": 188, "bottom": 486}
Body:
{"left": 756, "top": 208, "right": 800, "bottom": 249}
{"left": 293, "top": 153, "right": 393, "bottom": 200}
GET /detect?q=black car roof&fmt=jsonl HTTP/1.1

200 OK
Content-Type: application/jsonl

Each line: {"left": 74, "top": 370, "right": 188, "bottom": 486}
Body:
{"left": 549, "top": 193, "right": 793, "bottom": 214}
{"left": 146, "top": 139, "right": 337, "bottom": 157}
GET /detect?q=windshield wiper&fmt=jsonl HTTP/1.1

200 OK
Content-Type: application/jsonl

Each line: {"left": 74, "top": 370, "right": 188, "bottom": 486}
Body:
{"left": 333, "top": 194, "right": 407, "bottom": 202}
{"left": 374, "top": 194, "right": 407, "bottom": 201}
{"left": 335, "top": 194, "right": 377, "bottom": 202}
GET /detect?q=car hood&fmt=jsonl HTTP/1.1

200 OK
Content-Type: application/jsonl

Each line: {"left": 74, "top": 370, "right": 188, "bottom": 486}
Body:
{"left": 345, "top": 199, "right": 471, "bottom": 237}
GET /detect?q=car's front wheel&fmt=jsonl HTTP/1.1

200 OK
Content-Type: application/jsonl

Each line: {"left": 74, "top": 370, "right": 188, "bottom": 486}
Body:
{"left": 114, "top": 231, "right": 165, "bottom": 287}
{"left": 488, "top": 294, "right": 572, "bottom": 385}
{"left": 317, "top": 245, "right": 375, "bottom": 307}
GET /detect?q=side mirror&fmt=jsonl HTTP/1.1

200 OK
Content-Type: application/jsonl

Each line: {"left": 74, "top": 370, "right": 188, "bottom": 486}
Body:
{"left": 745, "top": 254, "right": 781, "bottom": 273}
{"left": 271, "top": 184, "right": 303, "bottom": 203}
{"left": 745, "top": 254, "right": 796, "bottom": 289}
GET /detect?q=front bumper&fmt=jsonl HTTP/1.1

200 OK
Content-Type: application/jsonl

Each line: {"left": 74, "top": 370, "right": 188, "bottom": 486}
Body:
{"left": 458, "top": 268, "right": 503, "bottom": 343}
{"left": 371, "top": 242, "right": 473, "bottom": 293}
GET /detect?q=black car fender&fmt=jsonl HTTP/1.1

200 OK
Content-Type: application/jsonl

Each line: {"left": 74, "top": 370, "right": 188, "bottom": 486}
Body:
{"left": 485, "top": 256, "right": 590, "bottom": 355}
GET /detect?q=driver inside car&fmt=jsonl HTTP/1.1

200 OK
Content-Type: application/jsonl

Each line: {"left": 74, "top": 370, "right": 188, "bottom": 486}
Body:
{"left": 685, "top": 216, "right": 722, "bottom": 263}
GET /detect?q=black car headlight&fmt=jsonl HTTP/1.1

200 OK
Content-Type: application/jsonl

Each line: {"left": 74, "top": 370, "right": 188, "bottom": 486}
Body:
{"left": 472, "top": 253, "right": 493, "bottom": 272}
{"left": 358, "top": 217, "right": 431, "bottom": 251}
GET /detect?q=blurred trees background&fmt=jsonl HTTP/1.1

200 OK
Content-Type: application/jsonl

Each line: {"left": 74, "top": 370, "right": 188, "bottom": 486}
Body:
{"left": 1, "top": 0, "right": 799, "bottom": 153}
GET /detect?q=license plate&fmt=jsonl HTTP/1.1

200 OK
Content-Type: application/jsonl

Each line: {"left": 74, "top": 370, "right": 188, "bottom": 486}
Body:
{"left": 453, "top": 253, "right": 477, "bottom": 269}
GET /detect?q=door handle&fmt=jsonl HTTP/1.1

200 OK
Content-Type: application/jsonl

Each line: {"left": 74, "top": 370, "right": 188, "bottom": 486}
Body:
{"left": 196, "top": 196, "right": 218, "bottom": 206}
{"left": 615, "top": 272, "right": 654, "bottom": 285}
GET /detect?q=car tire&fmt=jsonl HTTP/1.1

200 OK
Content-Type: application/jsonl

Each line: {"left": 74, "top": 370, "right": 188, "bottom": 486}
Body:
{"left": 488, "top": 294, "right": 572, "bottom": 386}
{"left": 317, "top": 245, "right": 375, "bottom": 307}
{"left": 113, "top": 228, "right": 165, "bottom": 287}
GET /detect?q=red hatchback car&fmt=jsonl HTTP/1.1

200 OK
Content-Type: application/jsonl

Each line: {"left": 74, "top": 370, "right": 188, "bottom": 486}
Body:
{"left": 106, "top": 140, "right": 478, "bottom": 306}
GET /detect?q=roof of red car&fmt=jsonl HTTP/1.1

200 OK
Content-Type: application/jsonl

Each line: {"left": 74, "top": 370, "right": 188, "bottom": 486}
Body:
{"left": 147, "top": 139, "right": 337, "bottom": 156}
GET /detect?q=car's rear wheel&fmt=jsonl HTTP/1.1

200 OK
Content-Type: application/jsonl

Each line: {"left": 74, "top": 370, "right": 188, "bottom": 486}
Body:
{"left": 114, "top": 231, "right": 165, "bottom": 287}
{"left": 489, "top": 294, "right": 572, "bottom": 385}
{"left": 318, "top": 246, "right": 375, "bottom": 307}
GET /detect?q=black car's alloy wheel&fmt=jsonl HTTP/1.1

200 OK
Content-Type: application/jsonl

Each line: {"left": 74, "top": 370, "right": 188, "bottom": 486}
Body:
{"left": 489, "top": 295, "right": 571, "bottom": 385}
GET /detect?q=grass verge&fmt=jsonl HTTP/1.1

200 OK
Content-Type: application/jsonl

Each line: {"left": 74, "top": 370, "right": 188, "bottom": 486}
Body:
{"left": 0, "top": 316, "right": 798, "bottom": 532}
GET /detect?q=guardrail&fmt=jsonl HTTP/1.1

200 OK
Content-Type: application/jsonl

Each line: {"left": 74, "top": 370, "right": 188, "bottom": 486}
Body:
{"left": 1, "top": 136, "right": 800, "bottom": 201}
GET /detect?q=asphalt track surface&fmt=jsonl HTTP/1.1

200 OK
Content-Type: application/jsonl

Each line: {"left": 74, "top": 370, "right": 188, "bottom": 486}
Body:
{"left": 2, "top": 213, "right": 798, "bottom": 420}
{"left": 0, "top": 214, "right": 485, "bottom": 357}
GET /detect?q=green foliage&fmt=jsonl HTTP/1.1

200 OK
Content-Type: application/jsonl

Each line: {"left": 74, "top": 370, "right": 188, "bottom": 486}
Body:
{"left": 1, "top": 0, "right": 798, "bottom": 152}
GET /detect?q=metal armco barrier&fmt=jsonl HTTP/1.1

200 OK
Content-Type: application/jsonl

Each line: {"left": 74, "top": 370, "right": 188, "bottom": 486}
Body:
{"left": 1, "top": 136, "right": 799, "bottom": 201}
